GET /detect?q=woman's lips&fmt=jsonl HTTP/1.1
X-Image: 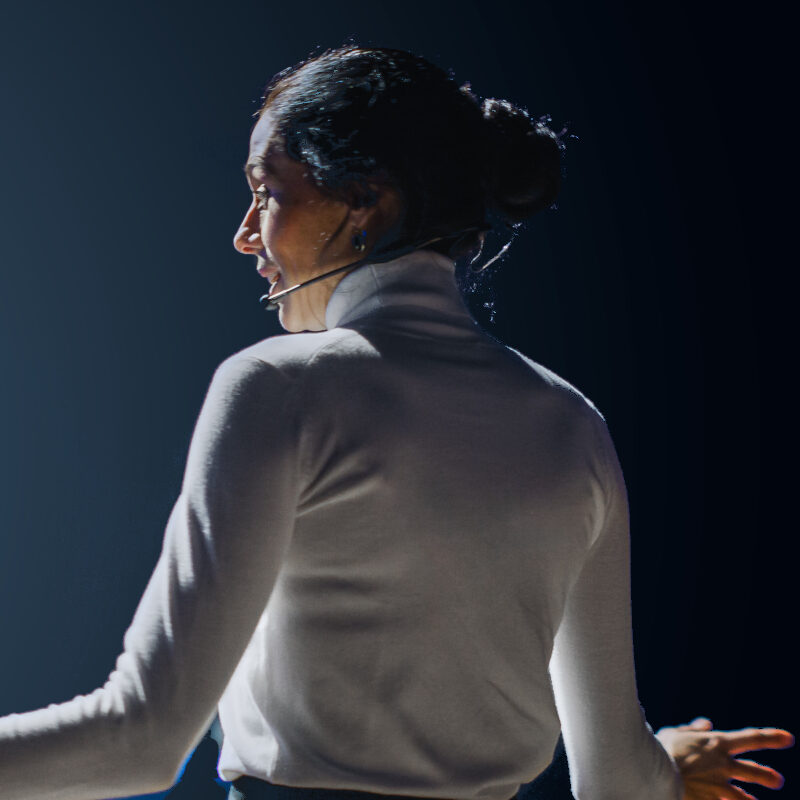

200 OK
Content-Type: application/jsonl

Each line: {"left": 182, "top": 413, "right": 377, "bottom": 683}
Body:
{"left": 262, "top": 270, "right": 282, "bottom": 299}
{"left": 257, "top": 263, "right": 281, "bottom": 285}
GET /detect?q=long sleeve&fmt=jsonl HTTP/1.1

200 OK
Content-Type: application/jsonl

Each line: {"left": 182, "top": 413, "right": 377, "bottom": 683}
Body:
{"left": 0, "top": 354, "right": 301, "bottom": 800}
{"left": 548, "top": 416, "right": 684, "bottom": 800}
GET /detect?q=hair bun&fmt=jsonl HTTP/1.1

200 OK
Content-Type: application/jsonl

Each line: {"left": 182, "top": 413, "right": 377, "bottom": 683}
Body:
{"left": 479, "top": 97, "right": 562, "bottom": 222}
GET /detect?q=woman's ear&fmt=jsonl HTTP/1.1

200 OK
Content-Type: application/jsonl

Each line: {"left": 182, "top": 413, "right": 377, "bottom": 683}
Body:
{"left": 350, "top": 186, "right": 378, "bottom": 209}
{"left": 344, "top": 178, "right": 380, "bottom": 211}
{"left": 347, "top": 180, "right": 405, "bottom": 239}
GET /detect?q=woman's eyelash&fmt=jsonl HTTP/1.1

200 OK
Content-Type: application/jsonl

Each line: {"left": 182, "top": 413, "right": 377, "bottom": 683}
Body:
{"left": 254, "top": 187, "right": 270, "bottom": 208}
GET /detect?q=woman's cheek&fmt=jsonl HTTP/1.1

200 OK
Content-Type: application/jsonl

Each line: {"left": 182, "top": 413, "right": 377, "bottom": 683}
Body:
{"left": 261, "top": 214, "right": 281, "bottom": 259}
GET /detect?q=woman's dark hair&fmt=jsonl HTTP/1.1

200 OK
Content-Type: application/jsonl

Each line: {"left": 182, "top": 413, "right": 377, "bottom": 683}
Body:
{"left": 255, "top": 42, "right": 566, "bottom": 269}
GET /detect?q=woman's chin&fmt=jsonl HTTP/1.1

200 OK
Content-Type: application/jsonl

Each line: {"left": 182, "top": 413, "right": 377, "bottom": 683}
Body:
{"left": 275, "top": 306, "right": 294, "bottom": 332}
{"left": 275, "top": 297, "right": 328, "bottom": 333}
{"left": 276, "top": 303, "right": 304, "bottom": 333}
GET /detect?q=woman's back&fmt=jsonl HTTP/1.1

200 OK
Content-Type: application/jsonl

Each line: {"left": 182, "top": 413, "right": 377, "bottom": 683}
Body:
{"left": 215, "top": 249, "right": 681, "bottom": 800}
{"left": 0, "top": 41, "right": 789, "bottom": 800}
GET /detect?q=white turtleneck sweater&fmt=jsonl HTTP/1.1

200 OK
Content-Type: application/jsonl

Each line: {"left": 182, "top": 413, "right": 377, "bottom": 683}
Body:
{"left": 0, "top": 249, "right": 683, "bottom": 800}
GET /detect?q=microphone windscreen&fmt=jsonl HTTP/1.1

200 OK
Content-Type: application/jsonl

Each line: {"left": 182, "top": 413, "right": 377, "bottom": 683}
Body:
{"left": 259, "top": 293, "right": 278, "bottom": 311}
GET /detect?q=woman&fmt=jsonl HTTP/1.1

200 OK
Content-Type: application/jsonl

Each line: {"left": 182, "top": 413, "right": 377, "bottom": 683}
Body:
{"left": 0, "top": 44, "right": 791, "bottom": 800}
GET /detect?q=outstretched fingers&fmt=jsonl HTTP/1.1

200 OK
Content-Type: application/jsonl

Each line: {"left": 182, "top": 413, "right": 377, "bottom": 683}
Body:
{"left": 724, "top": 728, "right": 795, "bottom": 755}
{"left": 723, "top": 786, "right": 758, "bottom": 800}
{"left": 730, "top": 758, "right": 786, "bottom": 789}
{"left": 690, "top": 780, "right": 759, "bottom": 800}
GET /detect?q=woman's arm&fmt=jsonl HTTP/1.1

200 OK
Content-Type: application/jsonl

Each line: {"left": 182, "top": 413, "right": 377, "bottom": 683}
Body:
{"left": 548, "top": 414, "right": 683, "bottom": 800}
{"left": 0, "top": 354, "right": 301, "bottom": 800}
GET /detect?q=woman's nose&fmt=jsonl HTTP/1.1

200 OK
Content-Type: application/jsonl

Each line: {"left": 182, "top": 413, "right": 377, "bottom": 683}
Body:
{"left": 233, "top": 202, "right": 262, "bottom": 255}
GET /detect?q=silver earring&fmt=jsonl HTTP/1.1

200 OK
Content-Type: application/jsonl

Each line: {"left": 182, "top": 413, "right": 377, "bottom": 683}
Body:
{"left": 352, "top": 229, "right": 367, "bottom": 252}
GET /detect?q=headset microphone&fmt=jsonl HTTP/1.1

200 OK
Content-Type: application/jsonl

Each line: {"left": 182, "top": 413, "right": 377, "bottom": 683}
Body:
{"left": 259, "top": 257, "right": 371, "bottom": 312}
{"left": 258, "top": 226, "right": 491, "bottom": 313}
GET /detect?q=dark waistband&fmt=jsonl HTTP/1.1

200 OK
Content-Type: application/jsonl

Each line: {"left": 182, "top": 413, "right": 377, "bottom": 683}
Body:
{"left": 229, "top": 776, "right": 517, "bottom": 800}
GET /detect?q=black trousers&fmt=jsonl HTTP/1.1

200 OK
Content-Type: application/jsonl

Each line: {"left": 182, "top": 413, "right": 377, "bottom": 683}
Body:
{"left": 227, "top": 778, "right": 518, "bottom": 800}
{"left": 225, "top": 736, "right": 570, "bottom": 800}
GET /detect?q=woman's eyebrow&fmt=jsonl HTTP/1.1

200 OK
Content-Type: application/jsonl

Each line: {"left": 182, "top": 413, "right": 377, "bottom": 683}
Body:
{"left": 243, "top": 160, "right": 278, "bottom": 184}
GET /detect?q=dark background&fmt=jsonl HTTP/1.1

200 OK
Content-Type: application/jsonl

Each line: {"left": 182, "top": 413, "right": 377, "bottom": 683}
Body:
{"left": 0, "top": 1, "right": 793, "bottom": 798}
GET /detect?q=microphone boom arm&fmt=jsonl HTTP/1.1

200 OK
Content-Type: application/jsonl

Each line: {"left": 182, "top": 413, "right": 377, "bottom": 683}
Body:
{"left": 258, "top": 226, "right": 490, "bottom": 312}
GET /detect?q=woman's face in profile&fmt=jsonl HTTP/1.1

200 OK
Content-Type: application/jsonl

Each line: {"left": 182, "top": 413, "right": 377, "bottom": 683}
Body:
{"left": 233, "top": 108, "right": 371, "bottom": 333}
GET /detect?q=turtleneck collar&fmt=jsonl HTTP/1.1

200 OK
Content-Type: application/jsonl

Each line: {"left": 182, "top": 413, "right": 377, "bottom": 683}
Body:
{"left": 324, "top": 248, "right": 476, "bottom": 331}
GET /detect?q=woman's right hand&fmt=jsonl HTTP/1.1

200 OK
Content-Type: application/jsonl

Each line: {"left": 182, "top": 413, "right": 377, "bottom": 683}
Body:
{"left": 655, "top": 717, "right": 794, "bottom": 800}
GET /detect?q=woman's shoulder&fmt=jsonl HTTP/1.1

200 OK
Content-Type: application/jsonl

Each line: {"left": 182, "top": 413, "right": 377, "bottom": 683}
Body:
{"left": 501, "top": 343, "right": 607, "bottom": 425}
{"left": 502, "top": 347, "right": 621, "bottom": 488}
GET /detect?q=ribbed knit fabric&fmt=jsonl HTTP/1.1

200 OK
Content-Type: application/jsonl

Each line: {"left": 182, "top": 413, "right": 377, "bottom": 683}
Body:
{"left": 0, "top": 249, "right": 682, "bottom": 800}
